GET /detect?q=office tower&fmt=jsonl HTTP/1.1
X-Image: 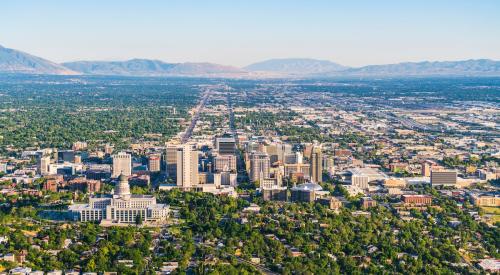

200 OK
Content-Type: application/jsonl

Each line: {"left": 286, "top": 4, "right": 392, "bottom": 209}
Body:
{"left": 166, "top": 145, "right": 179, "bottom": 179}
{"left": 213, "top": 154, "right": 237, "bottom": 172}
{"left": 216, "top": 137, "right": 236, "bottom": 155}
{"left": 310, "top": 146, "right": 323, "bottom": 183}
{"left": 214, "top": 171, "right": 237, "bottom": 187}
{"left": 38, "top": 155, "right": 51, "bottom": 175}
{"left": 246, "top": 141, "right": 260, "bottom": 153}
{"left": 148, "top": 154, "right": 161, "bottom": 172}
{"left": 276, "top": 143, "right": 292, "bottom": 163}
{"left": 249, "top": 152, "right": 270, "bottom": 183}
{"left": 104, "top": 144, "right": 114, "bottom": 155}
{"left": 323, "top": 155, "right": 335, "bottom": 176}
{"left": 284, "top": 163, "right": 310, "bottom": 179}
{"left": 431, "top": 170, "right": 457, "bottom": 187}
{"left": 265, "top": 144, "right": 278, "bottom": 164}
{"left": 112, "top": 152, "right": 132, "bottom": 178}
{"left": 58, "top": 150, "right": 76, "bottom": 162}
{"left": 176, "top": 144, "right": 199, "bottom": 188}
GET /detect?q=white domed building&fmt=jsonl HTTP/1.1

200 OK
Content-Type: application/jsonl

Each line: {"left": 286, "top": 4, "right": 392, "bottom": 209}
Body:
{"left": 69, "top": 173, "right": 169, "bottom": 225}
{"left": 290, "top": 182, "right": 329, "bottom": 202}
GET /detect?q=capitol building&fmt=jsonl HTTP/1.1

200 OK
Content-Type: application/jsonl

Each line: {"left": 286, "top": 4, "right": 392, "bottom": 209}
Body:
{"left": 69, "top": 174, "right": 169, "bottom": 225}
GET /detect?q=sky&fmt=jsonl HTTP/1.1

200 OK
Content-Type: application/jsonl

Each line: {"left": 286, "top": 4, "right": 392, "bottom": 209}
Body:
{"left": 1, "top": 0, "right": 500, "bottom": 67}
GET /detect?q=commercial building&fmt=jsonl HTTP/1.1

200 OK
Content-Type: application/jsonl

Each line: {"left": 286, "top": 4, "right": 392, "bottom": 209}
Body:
{"left": 213, "top": 154, "right": 237, "bottom": 172}
{"left": 323, "top": 155, "right": 335, "bottom": 176}
{"left": 216, "top": 137, "right": 236, "bottom": 155}
{"left": 38, "top": 155, "right": 51, "bottom": 175}
{"left": 148, "top": 154, "right": 161, "bottom": 172}
{"left": 214, "top": 171, "right": 237, "bottom": 187}
{"left": 165, "top": 144, "right": 179, "bottom": 179}
{"left": 401, "top": 194, "right": 432, "bottom": 205}
{"left": 421, "top": 160, "right": 439, "bottom": 177}
{"left": 112, "top": 152, "right": 132, "bottom": 178}
{"left": 284, "top": 163, "right": 310, "bottom": 180}
{"left": 58, "top": 150, "right": 76, "bottom": 162}
{"left": 86, "top": 164, "right": 111, "bottom": 180}
{"left": 383, "top": 178, "right": 407, "bottom": 188}
{"left": 249, "top": 152, "right": 270, "bottom": 183}
{"left": 176, "top": 144, "right": 199, "bottom": 189}
{"left": 431, "top": 170, "right": 457, "bottom": 187}
{"left": 67, "top": 177, "right": 101, "bottom": 193}
{"left": 43, "top": 175, "right": 63, "bottom": 192}
{"left": 347, "top": 167, "right": 387, "bottom": 190}
{"left": 262, "top": 187, "right": 287, "bottom": 201}
{"left": 471, "top": 193, "right": 500, "bottom": 207}
{"left": 310, "top": 146, "right": 323, "bottom": 183}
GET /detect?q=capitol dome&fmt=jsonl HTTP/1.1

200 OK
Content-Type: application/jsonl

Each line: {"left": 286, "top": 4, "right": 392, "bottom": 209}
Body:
{"left": 114, "top": 173, "right": 131, "bottom": 199}
{"left": 291, "top": 182, "right": 323, "bottom": 192}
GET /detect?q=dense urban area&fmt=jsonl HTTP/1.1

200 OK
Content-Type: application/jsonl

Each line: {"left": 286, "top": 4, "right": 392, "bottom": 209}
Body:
{"left": 0, "top": 75, "right": 499, "bottom": 274}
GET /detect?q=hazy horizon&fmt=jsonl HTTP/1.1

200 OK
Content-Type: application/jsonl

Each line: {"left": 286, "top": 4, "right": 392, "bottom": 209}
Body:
{"left": 2, "top": 0, "right": 500, "bottom": 67}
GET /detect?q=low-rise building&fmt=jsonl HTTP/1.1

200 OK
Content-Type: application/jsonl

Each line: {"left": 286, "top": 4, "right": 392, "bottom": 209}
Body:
{"left": 402, "top": 194, "right": 432, "bottom": 206}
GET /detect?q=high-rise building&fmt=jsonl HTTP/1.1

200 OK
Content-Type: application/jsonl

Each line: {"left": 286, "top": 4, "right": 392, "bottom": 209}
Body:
{"left": 112, "top": 152, "right": 132, "bottom": 178}
{"left": 310, "top": 146, "right": 323, "bottom": 183}
{"left": 176, "top": 144, "right": 199, "bottom": 189}
{"left": 323, "top": 155, "right": 335, "bottom": 176}
{"left": 284, "top": 163, "right": 310, "bottom": 180}
{"left": 104, "top": 144, "right": 114, "bottom": 155}
{"left": 216, "top": 137, "right": 236, "bottom": 155}
{"left": 38, "top": 155, "right": 51, "bottom": 175}
{"left": 58, "top": 150, "right": 76, "bottom": 163}
{"left": 276, "top": 143, "right": 292, "bottom": 163}
{"left": 213, "top": 154, "right": 237, "bottom": 172}
{"left": 148, "top": 154, "right": 161, "bottom": 172}
{"left": 431, "top": 170, "right": 457, "bottom": 187}
{"left": 214, "top": 171, "right": 237, "bottom": 187}
{"left": 165, "top": 145, "right": 179, "bottom": 179}
{"left": 249, "top": 152, "right": 270, "bottom": 183}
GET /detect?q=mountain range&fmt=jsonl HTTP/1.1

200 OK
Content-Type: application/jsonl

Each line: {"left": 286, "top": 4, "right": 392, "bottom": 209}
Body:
{"left": 1, "top": 44, "right": 500, "bottom": 77}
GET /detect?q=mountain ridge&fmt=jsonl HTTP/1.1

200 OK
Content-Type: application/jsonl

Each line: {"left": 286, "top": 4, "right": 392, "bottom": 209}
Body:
{"left": 244, "top": 58, "right": 348, "bottom": 75}
{"left": 62, "top": 59, "right": 245, "bottom": 77}
{"left": 1, "top": 45, "right": 500, "bottom": 77}
{"left": 0, "top": 45, "right": 77, "bottom": 75}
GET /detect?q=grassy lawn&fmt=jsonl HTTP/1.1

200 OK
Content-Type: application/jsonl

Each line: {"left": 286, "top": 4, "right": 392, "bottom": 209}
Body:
{"left": 481, "top": 206, "right": 500, "bottom": 224}
{"left": 481, "top": 206, "right": 500, "bottom": 214}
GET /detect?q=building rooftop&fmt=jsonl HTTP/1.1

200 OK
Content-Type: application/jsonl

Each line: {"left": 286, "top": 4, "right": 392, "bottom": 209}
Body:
{"left": 292, "top": 182, "right": 323, "bottom": 192}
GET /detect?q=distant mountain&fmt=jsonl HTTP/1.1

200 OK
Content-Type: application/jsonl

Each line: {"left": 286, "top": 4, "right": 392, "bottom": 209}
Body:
{"left": 1, "top": 45, "right": 500, "bottom": 77}
{"left": 63, "top": 59, "right": 245, "bottom": 77}
{"left": 0, "top": 45, "right": 77, "bottom": 75}
{"left": 244, "top": 58, "right": 348, "bottom": 75}
{"left": 338, "top": 59, "right": 500, "bottom": 77}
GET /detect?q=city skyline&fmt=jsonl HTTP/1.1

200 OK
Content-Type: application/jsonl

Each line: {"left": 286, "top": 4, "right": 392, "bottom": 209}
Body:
{"left": 1, "top": 0, "right": 500, "bottom": 67}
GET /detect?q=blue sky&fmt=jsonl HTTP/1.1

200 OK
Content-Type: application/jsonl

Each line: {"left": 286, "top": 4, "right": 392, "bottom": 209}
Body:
{"left": 1, "top": 0, "right": 499, "bottom": 67}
